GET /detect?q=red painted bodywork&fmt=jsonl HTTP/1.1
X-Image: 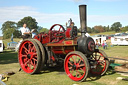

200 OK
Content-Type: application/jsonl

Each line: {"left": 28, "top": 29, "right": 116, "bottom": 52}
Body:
{"left": 65, "top": 28, "right": 72, "bottom": 38}
{"left": 34, "top": 24, "right": 77, "bottom": 54}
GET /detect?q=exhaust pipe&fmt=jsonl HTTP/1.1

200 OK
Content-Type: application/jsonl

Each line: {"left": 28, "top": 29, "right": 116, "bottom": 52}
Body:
{"left": 79, "top": 5, "right": 87, "bottom": 37}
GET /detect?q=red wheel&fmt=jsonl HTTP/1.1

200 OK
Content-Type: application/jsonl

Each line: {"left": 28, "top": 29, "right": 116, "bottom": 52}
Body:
{"left": 64, "top": 51, "right": 89, "bottom": 81}
{"left": 18, "top": 39, "right": 41, "bottom": 74}
{"left": 90, "top": 49, "right": 109, "bottom": 75}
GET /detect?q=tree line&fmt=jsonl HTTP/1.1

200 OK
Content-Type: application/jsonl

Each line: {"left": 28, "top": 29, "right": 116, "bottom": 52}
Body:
{"left": 86, "top": 22, "right": 128, "bottom": 33}
{"left": 1, "top": 16, "right": 128, "bottom": 39}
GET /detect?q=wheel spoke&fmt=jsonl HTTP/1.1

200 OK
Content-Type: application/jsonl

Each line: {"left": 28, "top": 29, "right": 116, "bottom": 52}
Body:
{"left": 33, "top": 53, "right": 37, "bottom": 56}
{"left": 78, "top": 59, "right": 81, "bottom": 64}
{"left": 71, "top": 69, "right": 74, "bottom": 74}
{"left": 28, "top": 63, "right": 31, "bottom": 68}
{"left": 31, "top": 60, "right": 34, "bottom": 66}
{"left": 22, "top": 55, "right": 27, "bottom": 58}
{"left": 68, "top": 66, "right": 72, "bottom": 70}
{"left": 28, "top": 43, "right": 30, "bottom": 52}
{"left": 30, "top": 60, "right": 35, "bottom": 69}
{"left": 32, "top": 58, "right": 37, "bottom": 62}
{"left": 68, "top": 61, "right": 73, "bottom": 66}
{"left": 24, "top": 50, "right": 28, "bottom": 54}
{"left": 79, "top": 64, "right": 85, "bottom": 67}
{"left": 71, "top": 56, "right": 76, "bottom": 64}
{"left": 58, "top": 27, "right": 61, "bottom": 32}
{"left": 28, "top": 43, "right": 32, "bottom": 52}
{"left": 76, "top": 70, "right": 78, "bottom": 77}
{"left": 31, "top": 45, "right": 36, "bottom": 53}
{"left": 92, "top": 54, "right": 96, "bottom": 60}
{"left": 23, "top": 46, "right": 28, "bottom": 51}
{"left": 24, "top": 58, "right": 28, "bottom": 63}
{"left": 75, "top": 56, "right": 77, "bottom": 64}
{"left": 80, "top": 68, "right": 85, "bottom": 72}
{"left": 23, "top": 46, "right": 28, "bottom": 54}
{"left": 98, "top": 55, "right": 101, "bottom": 61}
{"left": 31, "top": 46, "right": 35, "bottom": 52}
{"left": 33, "top": 59, "right": 36, "bottom": 66}
{"left": 95, "top": 53, "right": 97, "bottom": 60}
{"left": 34, "top": 56, "right": 37, "bottom": 58}
{"left": 99, "top": 62, "right": 105, "bottom": 66}
{"left": 76, "top": 70, "right": 82, "bottom": 77}
{"left": 24, "top": 60, "right": 30, "bottom": 66}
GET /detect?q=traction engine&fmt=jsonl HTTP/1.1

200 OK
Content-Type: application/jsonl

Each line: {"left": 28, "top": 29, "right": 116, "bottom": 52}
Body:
{"left": 18, "top": 5, "right": 109, "bottom": 81}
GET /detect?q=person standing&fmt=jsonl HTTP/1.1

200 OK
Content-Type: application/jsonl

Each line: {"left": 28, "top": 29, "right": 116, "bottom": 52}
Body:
{"left": 104, "top": 40, "right": 107, "bottom": 49}
{"left": 102, "top": 41, "right": 105, "bottom": 49}
{"left": 20, "top": 23, "right": 31, "bottom": 40}
{"left": 95, "top": 39, "right": 99, "bottom": 49}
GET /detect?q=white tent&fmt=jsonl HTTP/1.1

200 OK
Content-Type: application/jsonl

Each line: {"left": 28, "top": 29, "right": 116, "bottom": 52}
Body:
{"left": 111, "top": 36, "right": 128, "bottom": 45}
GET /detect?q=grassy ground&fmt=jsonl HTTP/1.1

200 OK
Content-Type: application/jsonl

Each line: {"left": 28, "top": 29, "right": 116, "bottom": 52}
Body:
{"left": 98, "top": 45, "right": 128, "bottom": 58}
{"left": 0, "top": 45, "right": 128, "bottom": 85}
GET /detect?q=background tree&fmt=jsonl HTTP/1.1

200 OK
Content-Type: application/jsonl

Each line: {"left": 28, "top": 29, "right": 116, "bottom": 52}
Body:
{"left": 1, "top": 21, "right": 18, "bottom": 39}
{"left": 1, "top": 21, "right": 16, "bottom": 33}
{"left": 91, "top": 27, "right": 95, "bottom": 33}
{"left": 120, "top": 26, "right": 128, "bottom": 32}
{"left": 13, "top": 30, "right": 21, "bottom": 38}
{"left": 40, "top": 28, "right": 49, "bottom": 33}
{"left": 87, "top": 27, "right": 92, "bottom": 33}
{"left": 111, "top": 22, "right": 122, "bottom": 32}
{"left": 103, "top": 25, "right": 110, "bottom": 32}
{"left": 3, "top": 28, "right": 15, "bottom": 39}
{"left": 17, "top": 16, "right": 38, "bottom": 30}
{"left": 94, "top": 25, "right": 104, "bottom": 33}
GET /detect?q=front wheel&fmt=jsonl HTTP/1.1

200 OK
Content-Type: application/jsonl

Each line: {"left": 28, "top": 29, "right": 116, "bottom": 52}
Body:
{"left": 64, "top": 51, "right": 89, "bottom": 82}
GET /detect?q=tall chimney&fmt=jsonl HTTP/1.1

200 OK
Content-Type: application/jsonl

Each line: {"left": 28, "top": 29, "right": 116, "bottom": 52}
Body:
{"left": 79, "top": 5, "right": 87, "bottom": 37}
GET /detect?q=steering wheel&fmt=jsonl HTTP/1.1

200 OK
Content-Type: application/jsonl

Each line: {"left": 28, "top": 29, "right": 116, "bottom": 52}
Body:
{"left": 49, "top": 24, "right": 65, "bottom": 42}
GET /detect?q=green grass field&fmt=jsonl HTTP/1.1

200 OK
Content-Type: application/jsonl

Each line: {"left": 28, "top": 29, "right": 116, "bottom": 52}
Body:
{"left": 0, "top": 45, "right": 128, "bottom": 85}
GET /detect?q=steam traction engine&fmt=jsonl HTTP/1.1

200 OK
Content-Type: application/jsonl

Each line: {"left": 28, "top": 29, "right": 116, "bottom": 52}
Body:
{"left": 18, "top": 5, "right": 109, "bottom": 81}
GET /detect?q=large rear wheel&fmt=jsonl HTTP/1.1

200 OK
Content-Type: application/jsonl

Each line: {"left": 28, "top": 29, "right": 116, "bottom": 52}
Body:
{"left": 18, "top": 39, "right": 41, "bottom": 74}
{"left": 64, "top": 51, "right": 89, "bottom": 82}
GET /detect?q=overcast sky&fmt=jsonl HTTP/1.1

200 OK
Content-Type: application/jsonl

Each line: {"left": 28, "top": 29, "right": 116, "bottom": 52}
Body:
{"left": 0, "top": 0, "right": 128, "bottom": 36}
